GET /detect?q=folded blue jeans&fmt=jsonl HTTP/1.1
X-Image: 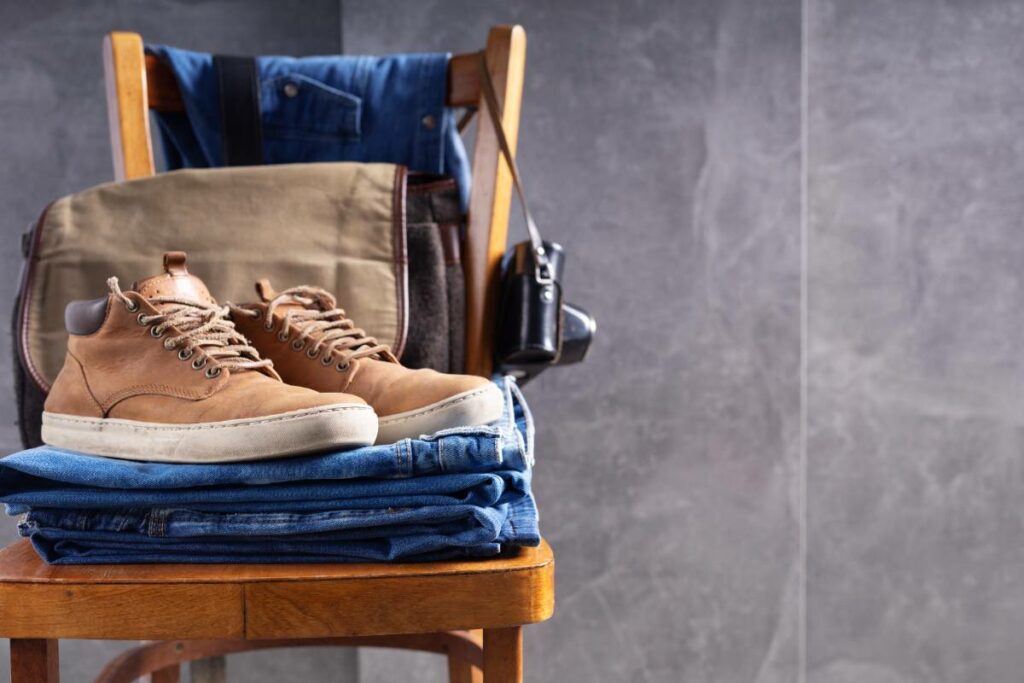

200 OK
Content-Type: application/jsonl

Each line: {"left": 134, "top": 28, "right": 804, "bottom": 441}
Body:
{"left": 19, "top": 491, "right": 539, "bottom": 564}
{"left": 2, "top": 379, "right": 539, "bottom": 564}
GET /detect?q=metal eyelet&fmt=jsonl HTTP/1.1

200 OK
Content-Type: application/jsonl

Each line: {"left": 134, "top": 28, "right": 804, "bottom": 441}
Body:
{"left": 150, "top": 326, "right": 165, "bottom": 338}
{"left": 251, "top": 310, "right": 262, "bottom": 321}
{"left": 204, "top": 366, "right": 222, "bottom": 379}
{"left": 124, "top": 300, "right": 139, "bottom": 312}
{"left": 320, "top": 355, "right": 334, "bottom": 366}
{"left": 306, "top": 347, "right": 319, "bottom": 359}
{"left": 336, "top": 361, "right": 350, "bottom": 372}
{"left": 191, "top": 357, "right": 207, "bottom": 370}
{"left": 137, "top": 313, "right": 148, "bottom": 326}
{"left": 291, "top": 339, "right": 305, "bottom": 352}
{"left": 178, "top": 348, "right": 193, "bottom": 361}
{"left": 277, "top": 331, "right": 289, "bottom": 342}
{"left": 163, "top": 339, "right": 177, "bottom": 350}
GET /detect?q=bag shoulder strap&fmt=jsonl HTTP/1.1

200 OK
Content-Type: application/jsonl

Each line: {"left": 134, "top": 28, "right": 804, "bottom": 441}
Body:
{"left": 213, "top": 55, "right": 264, "bottom": 166}
{"left": 478, "top": 54, "right": 552, "bottom": 283}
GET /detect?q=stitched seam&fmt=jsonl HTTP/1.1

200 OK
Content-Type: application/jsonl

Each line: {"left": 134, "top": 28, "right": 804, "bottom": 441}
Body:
{"left": 18, "top": 201, "right": 55, "bottom": 392}
{"left": 66, "top": 350, "right": 104, "bottom": 416}
{"left": 392, "top": 165, "right": 409, "bottom": 357}
{"left": 101, "top": 380, "right": 218, "bottom": 405}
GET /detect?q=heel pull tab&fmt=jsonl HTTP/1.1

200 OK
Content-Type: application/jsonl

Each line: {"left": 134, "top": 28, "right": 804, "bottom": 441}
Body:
{"left": 255, "top": 278, "right": 277, "bottom": 302}
{"left": 163, "top": 251, "right": 189, "bottom": 276}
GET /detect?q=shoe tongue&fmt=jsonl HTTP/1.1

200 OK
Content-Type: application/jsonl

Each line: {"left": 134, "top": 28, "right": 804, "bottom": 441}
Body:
{"left": 133, "top": 251, "right": 217, "bottom": 307}
{"left": 255, "top": 278, "right": 310, "bottom": 316}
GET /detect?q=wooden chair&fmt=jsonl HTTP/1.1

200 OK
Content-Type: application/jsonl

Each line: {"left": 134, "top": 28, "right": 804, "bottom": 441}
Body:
{"left": 0, "top": 26, "right": 554, "bottom": 683}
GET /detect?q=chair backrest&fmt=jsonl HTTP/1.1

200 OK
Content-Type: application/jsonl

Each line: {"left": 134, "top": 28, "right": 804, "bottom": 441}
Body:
{"left": 102, "top": 26, "right": 527, "bottom": 378}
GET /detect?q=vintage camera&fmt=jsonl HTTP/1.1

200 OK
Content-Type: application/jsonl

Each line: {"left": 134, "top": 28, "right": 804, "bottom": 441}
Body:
{"left": 495, "top": 241, "right": 596, "bottom": 384}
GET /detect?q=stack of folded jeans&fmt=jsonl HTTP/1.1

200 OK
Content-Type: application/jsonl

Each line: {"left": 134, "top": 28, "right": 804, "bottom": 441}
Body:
{"left": 0, "top": 378, "right": 538, "bottom": 564}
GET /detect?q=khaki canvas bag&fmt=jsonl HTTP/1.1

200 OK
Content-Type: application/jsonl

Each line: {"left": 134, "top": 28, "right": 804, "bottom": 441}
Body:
{"left": 13, "top": 162, "right": 465, "bottom": 447}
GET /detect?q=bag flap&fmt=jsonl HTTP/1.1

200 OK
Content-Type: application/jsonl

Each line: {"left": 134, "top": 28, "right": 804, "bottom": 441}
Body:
{"left": 20, "top": 162, "right": 408, "bottom": 390}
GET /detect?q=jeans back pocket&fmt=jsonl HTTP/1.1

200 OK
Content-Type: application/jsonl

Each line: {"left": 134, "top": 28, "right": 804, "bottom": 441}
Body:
{"left": 261, "top": 73, "right": 362, "bottom": 142}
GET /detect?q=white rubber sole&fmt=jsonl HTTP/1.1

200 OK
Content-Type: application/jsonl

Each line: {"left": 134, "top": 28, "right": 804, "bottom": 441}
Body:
{"left": 41, "top": 403, "right": 378, "bottom": 463}
{"left": 375, "top": 383, "right": 505, "bottom": 444}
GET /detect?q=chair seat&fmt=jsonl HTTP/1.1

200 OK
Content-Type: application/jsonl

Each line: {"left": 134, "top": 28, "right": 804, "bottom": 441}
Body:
{"left": 0, "top": 539, "right": 554, "bottom": 641}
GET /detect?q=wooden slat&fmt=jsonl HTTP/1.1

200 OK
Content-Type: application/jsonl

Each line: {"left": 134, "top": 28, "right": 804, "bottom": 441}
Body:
{"left": 10, "top": 639, "right": 59, "bottom": 683}
{"left": 145, "top": 54, "right": 184, "bottom": 111}
{"left": 0, "top": 581, "right": 244, "bottom": 640}
{"left": 0, "top": 540, "right": 553, "bottom": 640}
{"left": 483, "top": 627, "right": 523, "bottom": 683}
{"left": 103, "top": 31, "right": 155, "bottom": 180}
{"left": 463, "top": 26, "right": 527, "bottom": 377}
{"left": 244, "top": 561, "right": 554, "bottom": 638}
{"left": 448, "top": 52, "right": 483, "bottom": 107}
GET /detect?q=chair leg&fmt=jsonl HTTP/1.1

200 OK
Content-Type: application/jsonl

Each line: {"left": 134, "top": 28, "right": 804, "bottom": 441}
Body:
{"left": 150, "top": 665, "right": 181, "bottom": 683}
{"left": 10, "top": 639, "right": 59, "bottom": 683}
{"left": 482, "top": 627, "right": 522, "bottom": 683}
{"left": 448, "top": 629, "right": 483, "bottom": 683}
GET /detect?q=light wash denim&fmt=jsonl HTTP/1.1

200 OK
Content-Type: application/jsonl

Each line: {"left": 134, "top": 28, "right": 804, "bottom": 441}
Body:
{"left": 147, "top": 45, "right": 472, "bottom": 207}
{"left": 2, "top": 379, "right": 538, "bottom": 564}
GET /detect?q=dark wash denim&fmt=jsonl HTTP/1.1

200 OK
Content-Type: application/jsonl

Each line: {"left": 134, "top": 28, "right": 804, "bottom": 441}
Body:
{"left": 2, "top": 379, "right": 538, "bottom": 564}
{"left": 19, "top": 493, "right": 538, "bottom": 564}
{"left": 148, "top": 45, "right": 472, "bottom": 207}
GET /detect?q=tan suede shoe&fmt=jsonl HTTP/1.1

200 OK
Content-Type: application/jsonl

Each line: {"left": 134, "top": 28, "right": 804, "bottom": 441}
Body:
{"left": 42, "top": 253, "right": 377, "bottom": 462}
{"left": 231, "top": 281, "right": 504, "bottom": 444}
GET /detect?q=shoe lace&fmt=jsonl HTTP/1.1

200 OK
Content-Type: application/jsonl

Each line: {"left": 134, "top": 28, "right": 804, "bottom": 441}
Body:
{"left": 231, "top": 286, "right": 395, "bottom": 366}
{"left": 108, "top": 277, "right": 273, "bottom": 373}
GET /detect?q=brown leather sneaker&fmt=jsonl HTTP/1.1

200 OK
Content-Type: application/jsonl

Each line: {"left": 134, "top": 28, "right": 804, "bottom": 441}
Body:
{"left": 231, "top": 281, "right": 504, "bottom": 444}
{"left": 41, "top": 253, "right": 378, "bottom": 462}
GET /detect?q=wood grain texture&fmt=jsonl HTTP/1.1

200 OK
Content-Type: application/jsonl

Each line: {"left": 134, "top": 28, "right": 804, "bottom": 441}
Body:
{"left": 448, "top": 52, "right": 483, "bottom": 108}
{"left": 464, "top": 26, "right": 527, "bottom": 377}
{"left": 10, "top": 639, "right": 59, "bottom": 683}
{"left": 449, "top": 629, "right": 484, "bottom": 683}
{"left": 0, "top": 540, "right": 553, "bottom": 640}
{"left": 245, "top": 561, "right": 554, "bottom": 638}
{"left": 0, "top": 581, "right": 244, "bottom": 639}
{"left": 103, "top": 32, "right": 155, "bottom": 180}
{"left": 145, "top": 54, "right": 184, "bottom": 112}
{"left": 483, "top": 627, "right": 522, "bottom": 683}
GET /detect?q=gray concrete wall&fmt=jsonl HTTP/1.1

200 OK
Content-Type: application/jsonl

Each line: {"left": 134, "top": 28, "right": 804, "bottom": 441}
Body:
{"left": 806, "top": 2, "right": 1024, "bottom": 682}
{"left": 0, "top": 1, "right": 1022, "bottom": 681}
